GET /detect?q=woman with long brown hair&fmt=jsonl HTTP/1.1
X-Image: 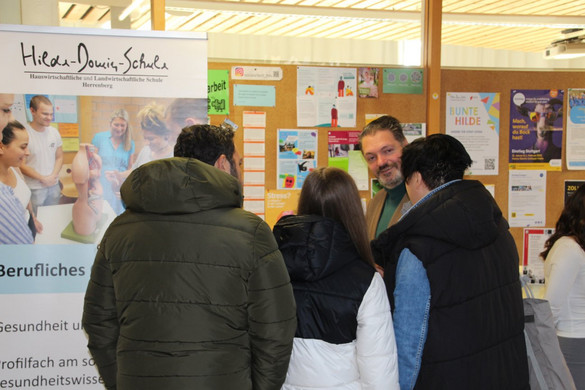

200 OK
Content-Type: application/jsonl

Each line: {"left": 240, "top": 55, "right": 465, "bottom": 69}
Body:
{"left": 273, "top": 167, "right": 398, "bottom": 390}
{"left": 542, "top": 184, "right": 585, "bottom": 389}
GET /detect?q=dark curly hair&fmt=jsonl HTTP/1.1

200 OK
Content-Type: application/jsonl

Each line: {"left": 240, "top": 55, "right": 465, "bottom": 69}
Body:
{"left": 401, "top": 134, "right": 472, "bottom": 190}
{"left": 174, "top": 124, "right": 235, "bottom": 169}
{"left": 541, "top": 183, "right": 585, "bottom": 259}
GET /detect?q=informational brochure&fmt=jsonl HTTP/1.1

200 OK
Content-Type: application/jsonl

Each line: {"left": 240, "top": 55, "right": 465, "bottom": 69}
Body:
{"left": 523, "top": 228, "right": 553, "bottom": 284}
{"left": 509, "top": 89, "right": 564, "bottom": 170}
{"left": 566, "top": 88, "right": 585, "bottom": 170}
{"left": 277, "top": 129, "right": 318, "bottom": 189}
{"left": 446, "top": 92, "right": 500, "bottom": 175}
{"left": 297, "top": 66, "right": 356, "bottom": 127}
{"left": 327, "top": 131, "right": 368, "bottom": 190}
{"left": 508, "top": 170, "right": 547, "bottom": 227}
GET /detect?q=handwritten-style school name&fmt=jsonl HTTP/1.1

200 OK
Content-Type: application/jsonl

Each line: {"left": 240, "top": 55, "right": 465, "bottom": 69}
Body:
{"left": 20, "top": 42, "right": 169, "bottom": 75}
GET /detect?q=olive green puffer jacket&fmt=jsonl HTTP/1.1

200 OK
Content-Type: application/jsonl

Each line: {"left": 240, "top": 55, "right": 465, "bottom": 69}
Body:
{"left": 83, "top": 157, "right": 296, "bottom": 390}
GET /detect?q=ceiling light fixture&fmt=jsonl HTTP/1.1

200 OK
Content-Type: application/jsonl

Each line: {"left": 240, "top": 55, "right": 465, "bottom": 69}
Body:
{"left": 544, "top": 29, "right": 585, "bottom": 59}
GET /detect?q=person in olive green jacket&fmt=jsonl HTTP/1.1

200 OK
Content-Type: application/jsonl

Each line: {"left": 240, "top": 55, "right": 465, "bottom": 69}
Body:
{"left": 82, "top": 124, "right": 296, "bottom": 390}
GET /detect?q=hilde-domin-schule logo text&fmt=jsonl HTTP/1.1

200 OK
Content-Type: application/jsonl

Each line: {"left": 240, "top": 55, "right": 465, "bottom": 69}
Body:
{"left": 20, "top": 42, "right": 169, "bottom": 75}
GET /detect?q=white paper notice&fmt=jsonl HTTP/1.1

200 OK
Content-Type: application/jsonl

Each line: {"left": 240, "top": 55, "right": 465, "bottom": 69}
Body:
{"left": 508, "top": 170, "right": 546, "bottom": 227}
{"left": 243, "top": 111, "right": 267, "bottom": 128}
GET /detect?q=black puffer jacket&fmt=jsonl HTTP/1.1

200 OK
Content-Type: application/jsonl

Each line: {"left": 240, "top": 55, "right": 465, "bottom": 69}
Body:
{"left": 373, "top": 180, "right": 529, "bottom": 390}
{"left": 274, "top": 215, "right": 374, "bottom": 343}
{"left": 83, "top": 158, "right": 296, "bottom": 390}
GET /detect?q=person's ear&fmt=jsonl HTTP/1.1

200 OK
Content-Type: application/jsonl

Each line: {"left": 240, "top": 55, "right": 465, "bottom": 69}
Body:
{"left": 411, "top": 171, "right": 423, "bottom": 186}
{"left": 214, "top": 154, "right": 230, "bottom": 174}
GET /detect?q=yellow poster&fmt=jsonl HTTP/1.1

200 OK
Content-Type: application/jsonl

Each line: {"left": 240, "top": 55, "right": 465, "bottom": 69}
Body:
{"left": 264, "top": 189, "right": 300, "bottom": 229}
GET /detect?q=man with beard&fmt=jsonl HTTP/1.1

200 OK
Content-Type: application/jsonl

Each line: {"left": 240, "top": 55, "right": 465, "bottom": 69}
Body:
{"left": 359, "top": 115, "right": 411, "bottom": 240}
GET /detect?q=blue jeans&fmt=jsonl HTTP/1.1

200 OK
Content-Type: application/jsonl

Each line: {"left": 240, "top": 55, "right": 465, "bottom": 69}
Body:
{"left": 30, "top": 184, "right": 61, "bottom": 214}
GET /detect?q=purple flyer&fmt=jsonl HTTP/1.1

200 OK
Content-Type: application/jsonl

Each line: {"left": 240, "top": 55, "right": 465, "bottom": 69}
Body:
{"left": 509, "top": 89, "right": 564, "bottom": 169}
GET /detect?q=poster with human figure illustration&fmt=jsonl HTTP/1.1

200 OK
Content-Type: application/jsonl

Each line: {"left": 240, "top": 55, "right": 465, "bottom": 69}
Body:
{"left": 296, "top": 67, "right": 356, "bottom": 127}
{"left": 509, "top": 89, "right": 564, "bottom": 171}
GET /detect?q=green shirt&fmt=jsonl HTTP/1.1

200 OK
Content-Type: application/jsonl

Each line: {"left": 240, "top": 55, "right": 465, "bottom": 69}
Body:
{"left": 375, "top": 181, "right": 406, "bottom": 238}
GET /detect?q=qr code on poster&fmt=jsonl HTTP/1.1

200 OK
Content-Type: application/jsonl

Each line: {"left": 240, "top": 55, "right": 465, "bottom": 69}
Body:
{"left": 484, "top": 158, "right": 496, "bottom": 170}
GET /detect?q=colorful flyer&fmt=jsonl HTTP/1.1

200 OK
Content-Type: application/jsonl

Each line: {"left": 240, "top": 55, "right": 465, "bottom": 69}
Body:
{"left": 277, "top": 129, "right": 318, "bottom": 189}
{"left": 327, "top": 131, "right": 368, "bottom": 190}
{"left": 566, "top": 88, "right": 585, "bottom": 169}
{"left": 264, "top": 189, "right": 301, "bottom": 229}
{"left": 509, "top": 89, "right": 564, "bottom": 170}
{"left": 446, "top": 92, "right": 500, "bottom": 175}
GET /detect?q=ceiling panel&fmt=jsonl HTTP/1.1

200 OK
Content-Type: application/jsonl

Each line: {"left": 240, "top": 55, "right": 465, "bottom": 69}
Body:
{"left": 58, "top": 0, "right": 585, "bottom": 54}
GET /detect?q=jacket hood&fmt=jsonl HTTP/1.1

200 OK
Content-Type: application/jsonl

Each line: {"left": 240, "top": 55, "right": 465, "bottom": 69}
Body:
{"left": 121, "top": 157, "right": 242, "bottom": 214}
{"left": 378, "top": 180, "right": 505, "bottom": 251}
{"left": 273, "top": 215, "right": 362, "bottom": 282}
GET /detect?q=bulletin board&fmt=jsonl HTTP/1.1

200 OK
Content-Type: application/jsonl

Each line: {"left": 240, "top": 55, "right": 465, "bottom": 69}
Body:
{"left": 208, "top": 61, "right": 427, "bottom": 199}
{"left": 210, "top": 62, "right": 584, "bottom": 262}
{"left": 441, "top": 68, "right": 585, "bottom": 260}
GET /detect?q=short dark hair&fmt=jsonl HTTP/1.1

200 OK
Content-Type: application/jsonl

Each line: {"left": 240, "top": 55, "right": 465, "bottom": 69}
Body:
{"left": 174, "top": 124, "right": 235, "bottom": 167}
{"left": 2, "top": 120, "right": 26, "bottom": 145}
{"left": 401, "top": 134, "right": 472, "bottom": 190}
{"left": 358, "top": 115, "right": 406, "bottom": 150}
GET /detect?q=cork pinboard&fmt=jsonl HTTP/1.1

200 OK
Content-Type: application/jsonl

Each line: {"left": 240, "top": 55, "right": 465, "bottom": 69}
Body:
{"left": 210, "top": 63, "right": 584, "bottom": 262}
{"left": 208, "top": 62, "right": 427, "bottom": 198}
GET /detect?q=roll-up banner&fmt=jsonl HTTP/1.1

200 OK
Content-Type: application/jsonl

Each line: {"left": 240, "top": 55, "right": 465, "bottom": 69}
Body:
{"left": 0, "top": 24, "right": 207, "bottom": 389}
